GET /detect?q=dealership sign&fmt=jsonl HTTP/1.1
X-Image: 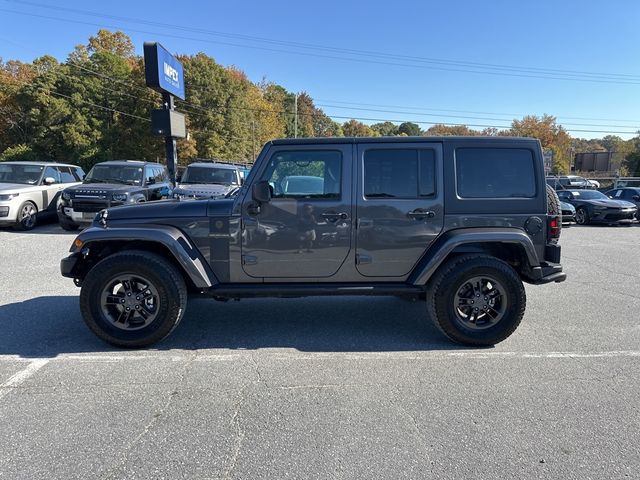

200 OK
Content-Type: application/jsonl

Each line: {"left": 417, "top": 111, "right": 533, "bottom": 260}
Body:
{"left": 143, "top": 42, "right": 185, "bottom": 100}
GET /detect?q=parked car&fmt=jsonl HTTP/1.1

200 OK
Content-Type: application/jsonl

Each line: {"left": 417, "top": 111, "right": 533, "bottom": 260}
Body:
{"left": 546, "top": 175, "right": 595, "bottom": 190}
{"left": 61, "top": 136, "right": 565, "bottom": 348}
{"left": 0, "top": 161, "right": 84, "bottom": 230}
{"left": 560, "top": 201, "right": 576, "bottom": 224}
{"left": 57, "top": 160, "right": 171, "bottom": 230}
{"left": 173, "top": 161, "right": 244, "bottom": 199}
{"left": 605, "top": 187, "right": 640, "bottom": 220}
{"left": 557, "top": 189, "right": 637, "bottom": 225}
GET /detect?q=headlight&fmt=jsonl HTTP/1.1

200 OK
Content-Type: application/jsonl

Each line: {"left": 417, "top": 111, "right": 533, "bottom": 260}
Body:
{"left": 0, "top": 193, "right": 19, "bottom": 201}
{"left": 62, "top": 192, "right": 71, "bottom": 201}
{"left": 112, "top": 193, "right": 128, "bottom": 202}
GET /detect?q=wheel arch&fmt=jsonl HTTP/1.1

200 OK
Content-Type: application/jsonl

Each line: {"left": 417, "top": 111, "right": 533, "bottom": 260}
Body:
{"left": 408, "top": 228, "right": 540, "bottom": 286}
{"left": 67, "top": 226, "right": 217, "bottom": 289}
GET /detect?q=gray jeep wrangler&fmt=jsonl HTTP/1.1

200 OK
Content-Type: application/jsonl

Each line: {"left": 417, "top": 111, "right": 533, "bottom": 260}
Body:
{"left": 61, "top": 136, "right": 565, "bottom": 348}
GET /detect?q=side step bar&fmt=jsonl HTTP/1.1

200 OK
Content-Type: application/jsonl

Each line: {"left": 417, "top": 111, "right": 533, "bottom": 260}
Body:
{"left": 204, "top": 283, "right": 425, "bottom": 299}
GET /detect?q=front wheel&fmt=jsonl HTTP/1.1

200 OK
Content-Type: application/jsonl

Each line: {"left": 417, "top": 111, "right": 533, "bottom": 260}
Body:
{"left": 79, "top": 250, "right": 187, "bottom": 348}
{"left": 426, "top": 255, "right": 526, "bottom": 346}
{"left": 575, "top": 207, "right": 590, "bottom": 225}
{"left": 14, "top": 201, "right": 38, "bottom": 230}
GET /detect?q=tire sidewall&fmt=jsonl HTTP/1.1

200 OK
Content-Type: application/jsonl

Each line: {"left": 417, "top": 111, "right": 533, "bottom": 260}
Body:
{"left": 431, "top": 258, "right": 525, "bottom": 345}
{"left": 80, "top": 254, "right": 185, "bottom": 347}
{"left": 15, "top": 201, "right": 37, "bottom": 230}
{"left": 576, "top": 207, "right": 588, "bottom": 225}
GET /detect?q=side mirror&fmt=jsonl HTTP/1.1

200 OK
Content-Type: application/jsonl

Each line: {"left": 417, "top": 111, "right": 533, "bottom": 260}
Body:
{"left": 147, "top": 178, "right": 156, "bottom": 185}
{"left": 44, "top": 177, "right": 56, "bottom": 185}
{"left": 608, "top": 195, "right": 614, "bottom": 199}
{"left": 633, "top": 195, "right": 640, "bottom": 201}
{"left": 252, "top": 180, "right": 272, "bottom": 203}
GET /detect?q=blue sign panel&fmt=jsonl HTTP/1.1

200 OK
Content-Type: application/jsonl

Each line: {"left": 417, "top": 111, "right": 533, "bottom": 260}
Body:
{"left": 144, "top": 42, "right": 185, "bottom": 100}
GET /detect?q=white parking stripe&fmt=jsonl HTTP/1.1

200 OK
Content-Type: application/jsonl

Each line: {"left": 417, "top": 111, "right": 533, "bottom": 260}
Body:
{"left": 0, "top": 359, "right": 49, "bottom": 401}
{"left": 0, "top": 351, "right": 639, "bottom": 364}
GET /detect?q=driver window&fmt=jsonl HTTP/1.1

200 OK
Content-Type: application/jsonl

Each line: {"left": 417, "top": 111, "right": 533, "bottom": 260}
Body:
{"left": 263, "top": 150, "right": 342, "bottom": 199}
{"left": 42, "top": 166, "right": 60, "bottom": 184}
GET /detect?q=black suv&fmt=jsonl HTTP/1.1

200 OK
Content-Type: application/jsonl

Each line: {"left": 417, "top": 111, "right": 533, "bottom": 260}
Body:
{"left": 61, "top": 137, "right": 565, "bottom": 348}
{"left": 58, "top": 160, "right": 172, "bottom": 230}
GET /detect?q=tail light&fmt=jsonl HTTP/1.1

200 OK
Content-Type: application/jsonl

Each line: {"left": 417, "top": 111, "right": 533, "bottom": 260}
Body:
{"left": 548, "top": 215, "right": 560, "bottom": 239}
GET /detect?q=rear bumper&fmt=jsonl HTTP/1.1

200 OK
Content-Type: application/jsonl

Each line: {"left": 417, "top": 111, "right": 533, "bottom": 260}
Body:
{"left": 525, "top": 262, "right": 566, "bottom": 285}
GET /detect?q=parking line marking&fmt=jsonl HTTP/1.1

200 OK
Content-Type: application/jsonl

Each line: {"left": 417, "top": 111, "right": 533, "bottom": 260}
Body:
{"left": 0, "top": 359, "right": 49, "bottom": 401}
{"left": 0, "top": 351, "right": 639, "bottom": 364}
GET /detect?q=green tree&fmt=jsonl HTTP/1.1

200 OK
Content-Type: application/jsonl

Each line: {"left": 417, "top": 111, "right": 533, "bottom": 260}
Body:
{"left": 510, "top": 115, "right": 571, "bottom": 174}
{"left": 398, "top": 122, "right": 421, "bottom": 136}
{"left": 371, "top": 121, "right": 398, "bottom": 136}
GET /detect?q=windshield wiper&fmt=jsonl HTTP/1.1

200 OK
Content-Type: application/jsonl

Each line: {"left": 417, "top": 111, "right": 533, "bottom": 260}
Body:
{"left": 84, "top": 179, "right": 106, "bottom": 183}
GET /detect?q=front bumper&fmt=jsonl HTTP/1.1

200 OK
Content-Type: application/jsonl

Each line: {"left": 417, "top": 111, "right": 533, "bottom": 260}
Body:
{"left": 589, "top": 207, "right": 637, "bottom": 223}
{"left": 60, "top": 252, "right": 81, "bottom": 278}
{"left": 0, "top": 200, "right": 19, "bottom": 223}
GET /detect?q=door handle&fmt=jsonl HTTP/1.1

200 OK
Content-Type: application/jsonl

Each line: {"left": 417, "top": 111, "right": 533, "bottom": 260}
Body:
{"left": 321, "top": 212, "right": 348, "bottom": 222}
{"left": 407, "top": 209, "right": 435, "bottom": 220}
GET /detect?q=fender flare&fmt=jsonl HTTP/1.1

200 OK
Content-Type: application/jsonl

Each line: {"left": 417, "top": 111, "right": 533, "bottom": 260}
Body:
{"left": 70, "top": 225, "right": 217, "bottom": 288}
{"left": 408, "top": 228, "right": 540, "bottom": 285}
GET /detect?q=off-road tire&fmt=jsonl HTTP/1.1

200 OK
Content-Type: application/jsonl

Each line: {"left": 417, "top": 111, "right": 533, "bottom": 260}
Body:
{"left": 426, "top": 255, "right": 526, "bottom": 346}
{"left": 79, "top": 250, "right": 187, "bottom": 348}
{"left": 546, "top": 184, "right": 562, "bottom": 234}
{"left": 14, "top": 201, "right": 38, "bottom": 231}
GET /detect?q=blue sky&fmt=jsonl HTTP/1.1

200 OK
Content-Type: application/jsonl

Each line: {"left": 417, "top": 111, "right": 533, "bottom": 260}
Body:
{"left": 1, "top": 0, "right": 639, "bottom": 139}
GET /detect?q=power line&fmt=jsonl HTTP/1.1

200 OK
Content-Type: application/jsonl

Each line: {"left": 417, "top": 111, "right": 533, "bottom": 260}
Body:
{"left": 3, "top": 6, "right": 640, "bottom": 86}
{"left": 6, "top": 0, "right": 640, "bottom": 83}
{"left": 314, "top": 99, "right": 640, "bottom": 124}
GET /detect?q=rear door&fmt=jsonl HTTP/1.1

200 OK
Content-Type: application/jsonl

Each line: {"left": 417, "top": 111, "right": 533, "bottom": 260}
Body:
{"left": 355, "top": 142, "right": 444, "bottom": 277}
{"left": 40, "top": 166, "right": 63, "bottom": 212}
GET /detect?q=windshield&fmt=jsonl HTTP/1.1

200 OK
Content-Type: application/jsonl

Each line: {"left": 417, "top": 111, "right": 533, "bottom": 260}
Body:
{"left": 0, "top": 163, "right": 44, "bottom": 185}
{"left": 181, "top": 166, "right": 238, "bottom": 185}
{"left": 84, "top": 165, "right": 143, "bottom": 185}
{"left": 569, "top": 190, "right": 607, "bottom": 200}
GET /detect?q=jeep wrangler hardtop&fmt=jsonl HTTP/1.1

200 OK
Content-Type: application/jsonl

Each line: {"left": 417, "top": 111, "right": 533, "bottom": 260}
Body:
{"left": 61, "top": 136, "right": 565, "bottom": 347}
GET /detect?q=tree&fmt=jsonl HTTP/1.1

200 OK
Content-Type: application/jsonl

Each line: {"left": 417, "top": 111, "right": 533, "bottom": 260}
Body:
{"left": 371, "top": 121, "right": 398, "bottom": 136}
{"left": 342, "top": 119, "right": 374, "bottom": 137}
{"left": 510, "top": 115, "right": 571, "bottom": 174}
{"left": 398, "top": 122, "right": 421, "bottom": 136}
{"left": 424, "top": 124, "right": 479, "bottom": 136}
{"left": 88, "top": 30, "right": 135, "bottom": 58}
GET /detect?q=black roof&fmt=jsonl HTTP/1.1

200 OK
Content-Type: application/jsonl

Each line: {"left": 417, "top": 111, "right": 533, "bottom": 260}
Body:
{"left": 270, "top": 136, "right": 538, "bottom": 145}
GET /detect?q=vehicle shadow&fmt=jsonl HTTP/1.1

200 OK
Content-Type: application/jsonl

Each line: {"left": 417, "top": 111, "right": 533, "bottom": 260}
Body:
{"left": 0, "top": 295, "right": 459, "bottom": 358}
{"left": 0, "top": 216, "right": 77, "bottom": 235}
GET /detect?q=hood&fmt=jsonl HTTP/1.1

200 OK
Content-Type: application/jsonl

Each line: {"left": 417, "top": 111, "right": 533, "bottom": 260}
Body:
{"left": 174, "top": 183, "right": 233, "bottom": 198}
{"left": 104, "top": 199, "right": 210, "bottom": 221}
{"left": 0, "top": 183, "right": 39, "bottom": 194}
{"left": 560, "top": 201, "right": 575, "bottom": 211}
{"left": 588, "top": 199, "right": 636, "bottom": 208}
{"left": 65, "top": 183, "right": 141, "bottom": 196}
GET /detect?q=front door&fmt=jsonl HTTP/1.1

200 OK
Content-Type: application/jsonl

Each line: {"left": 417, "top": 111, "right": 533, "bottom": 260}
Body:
{"left": 241, "top": 145, "right": 352, "bottom": 278}
{"left": 355, "top": 143, "right": 444, "bottom": 277}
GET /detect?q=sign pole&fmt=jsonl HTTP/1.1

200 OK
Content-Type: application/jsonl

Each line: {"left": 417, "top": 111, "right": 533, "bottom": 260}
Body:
{"left": 162, "top": 93, "right": 178, "bottom": 185}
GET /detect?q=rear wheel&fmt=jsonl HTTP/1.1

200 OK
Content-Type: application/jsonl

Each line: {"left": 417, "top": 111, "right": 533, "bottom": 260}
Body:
{"left": 14, "top": 201, "right": 38, "bottom": 231}
{"left": 426, "top": 255, "right": 526, "bottom": 346}
{"left": 79, "top": 250, "right": 187, "bottom": 348}
{"left": 59, "top": 217, "right": 80, "bottom": 231}
{"left": 575, "top": 207, "right": 590, "bottom": 225}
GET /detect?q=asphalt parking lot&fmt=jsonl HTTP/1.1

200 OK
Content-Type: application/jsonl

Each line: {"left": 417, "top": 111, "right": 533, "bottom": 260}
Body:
{"left": 0, "top": 222, "right": 639, "bottom": 479}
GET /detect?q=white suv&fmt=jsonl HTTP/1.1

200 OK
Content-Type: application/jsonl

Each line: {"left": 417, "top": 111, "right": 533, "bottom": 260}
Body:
{"left": 0, "top": 162, "right": 84, "bottom": 230}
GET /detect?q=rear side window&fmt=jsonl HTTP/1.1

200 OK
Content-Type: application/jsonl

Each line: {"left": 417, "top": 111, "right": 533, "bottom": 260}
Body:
{"left": 57, "top": 167, "right": 76, "bottom": 183}
{"left": 456, "top": 148, "right": 536, "bottom": 198}
{"left": 364, "top": 149, "right": 436, "bottom": 198}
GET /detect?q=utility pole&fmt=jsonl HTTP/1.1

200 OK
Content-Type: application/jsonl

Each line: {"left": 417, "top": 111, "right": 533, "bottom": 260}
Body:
{"left": 251, "top": 121, "right": 256, "bottom": 162}
{"left": 294, "top": 93, "right": 298, "bottom": 138}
